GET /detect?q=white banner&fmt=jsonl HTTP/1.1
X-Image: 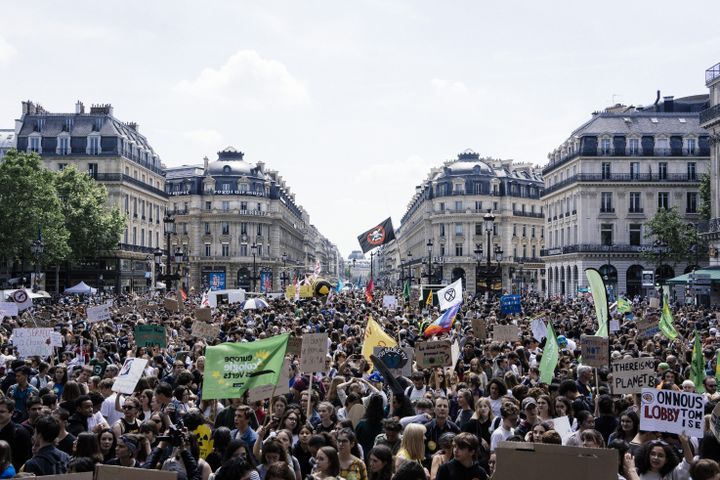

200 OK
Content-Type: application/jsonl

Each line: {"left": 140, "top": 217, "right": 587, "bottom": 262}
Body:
{"left": 300, "top": 333, "right": 328, "bottom": 373}
{"left": 382, "top": 295, "right": 397, "bottom": 309}
{"left": 531, "top": 318, "right": 547, "bottom": 341}
{"left": 0, "top": 302, "right": 18, "bottom": 319}
{"left": 13, "top": 328, "right": 53, "bottom": 357}
{"left": 50, "top": 332, "right": 63, "bottom": 347}
{"left": 639, "top": 388, "right": 704, "bottom": 437}
{"left": 112, "top": 358, "right": 149, "bottom": 394}
{"left": 87, "top": 304, "right": 112, "bottom": 323}
{"left": 437, "top": 279, "right": 462, "bottom": 311}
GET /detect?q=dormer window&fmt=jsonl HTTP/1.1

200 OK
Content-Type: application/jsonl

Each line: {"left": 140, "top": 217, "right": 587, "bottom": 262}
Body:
{"left": 87, "top": 134, "right": 101, "bottom": 155}
{"left": 94, "top": 118, "right": 104, "bottom": 132}
{"left": 57, "top": 135, "right": 71, "bottom": 155}
{"left": 36, "top": 119, "right": 45, "bottom": 132}
{"left": 223, "top": 165, "right": 231, "bottom": 174}
{"left": 28, "top": 135, "right": 41, "bottom": 153}
{"left": 65, "top": 118, "right": 74, "bottom": 132}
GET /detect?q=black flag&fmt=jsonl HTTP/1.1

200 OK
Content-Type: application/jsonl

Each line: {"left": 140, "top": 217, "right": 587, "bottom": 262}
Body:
{"left": 357, "top": 217, "right": 396, "bottom": 253}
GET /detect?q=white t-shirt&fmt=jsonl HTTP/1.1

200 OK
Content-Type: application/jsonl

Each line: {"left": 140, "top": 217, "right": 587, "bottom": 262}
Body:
{"left": 101, "top": 393, "right": 123, "bottom": 427}
{"left": 490, "top": 425, "right": 514, "bottom": 451}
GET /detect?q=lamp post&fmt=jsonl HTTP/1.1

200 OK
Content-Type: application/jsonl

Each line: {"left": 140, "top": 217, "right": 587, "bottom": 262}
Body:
{"left": 31, "top": 229, "right": 44, "bottom": 293}
{"left": 407, "top": 252, "right": 413, "bottom": 285}
{"left": 370, "top": 251, "right": 374, "bottom": 284}
{"left": 251, "top": 241, "right": 258, "bottom": 292}
{"left": 163, "top": 211, "right": 176, "bottom": 290}
{"left": 174, "top": 246, "right": 184, "bottom": 310}
{"left": 153, "top": 247, "right": 163, "bottom": 290}
{"left": 281, "top": 253, "right": 289, "bottom": 289}
{"left": 517, "top": 258, "right": 525, "bottom": 295}
{"left": 426, "top": 239, "right": 433, "bottom": 284}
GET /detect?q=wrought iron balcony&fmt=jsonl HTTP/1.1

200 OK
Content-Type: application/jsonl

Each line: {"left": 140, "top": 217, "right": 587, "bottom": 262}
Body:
{"left": 700, "top": 104, "right": 720, "bottom": 127}
{"left": 541, "top": 243, "right": 664, "bottom": 257}
{"left": 542, "top": 173, "right": 701, "bottom": 197}
{"left": 513, "top": 210, "right": 544, "bottom": 218}
{"left": 706, "top": 62, "right": 720, "bottom": 86}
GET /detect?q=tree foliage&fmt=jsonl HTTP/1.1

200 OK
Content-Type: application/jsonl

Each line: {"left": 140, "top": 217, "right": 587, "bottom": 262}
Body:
{"left": 699, "top": 172, "right": 711, "bottom": 221}
{"left": 0, "top": 150, "right": 125, "bottom": 265}
{"left": 642, "top": 207, "right": 705, "bottom": 268}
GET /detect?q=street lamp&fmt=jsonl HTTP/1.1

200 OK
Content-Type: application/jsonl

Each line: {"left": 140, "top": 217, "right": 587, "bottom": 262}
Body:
{"left": 251, "top": 241, "right": 258, "bottom": 292}
{"left": 281, "top": 253, "right": 289, "bottom": 289}
{"left": 31, "top": 230, "right": 44, "bottom": 293}
{"left": 163, "top": 211, "right": 176, "bottom": 290}
{"left": 174, "top": 246, "right": 184, "bottom": 310}
{"left": 483, "top": 210, "right": 497, "bottom": 294}
{"left": 152, "top": 247, "right": 163, "bottom": 290}
{"left": 426, "top": 239, "right": 433, "bottom": 284}
{"left": 407, "top": 252, "right": 413, "bottom": 285}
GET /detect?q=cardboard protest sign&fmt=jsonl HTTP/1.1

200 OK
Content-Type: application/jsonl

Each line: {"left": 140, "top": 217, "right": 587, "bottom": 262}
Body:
{"left": 494, "top": 442, "right": 616, "bottom": 480}
{"left": 40, "top": 473, "right": 92, "bottom": 480}
{"left": 87, "top": 303, "right": 111, "bottom": 323}
{"left": 118, "top": 306, "right": 133, "bottom": 315}
{"left": 300, "top": 333, "right": 328, "bottom": 372}
{"left": 530, "top": 318, "right": 547, "bottom": 341}
{"left": 348, "top": 403, "right": 366, "bottom": 428}
{"left": 471, "top": 318, "right": 486, "bottom": 339}
{"left": 493, "top": 325, "right": 520, "bottom": 342}
{"left": 610, "top": 357, "right": 656, "bottom": 394}
{"left": 287, "top": 337, "right": 302, "bottom": 356}
{"left": 382, "top": 295, "right": 397, "bottom": 309}
{"left": 580, "top": 335, "right": 609, "bottom": 368}
{"left": 711, "top": 402, "right": 720, "bottom": 443}
{"left": 372, "top": 346, "right": 413, "bottom": 377}
{"left": 636, "top": 316, "right": 660, "bottom": 338}
{"left": 546, "top": 416, "right": 573, "bottom": 442}
{"left": 192, "top": 321, "right": 220, "bottom": 340}
{"left": 50, "top": 332, "right": 63, "bottom": 347}
{"left": 13, "top": 328, "right": 53, "bottom": 357}
{"left": 0, "top": 302, "right": 18, "bottom": 319}
{"left": 609, "top": 319, "right": 620, "bottom": 332}
{"left": 112, "top": 357, "right": 148, "bottom": 394}
{"left": 649, "top": 297, "right": 660, "bottom": 309}
{"left": 163, "top": 298, "right": 179, "bottom": 312}
{"left": 247, "top": 359, "right": 292, "bottom": 403}
{"left": 195, "top": 308, "right": 212, "bottom": 322}
{"left": 451, "top": 340, "right": 460, "bottom": 369}
{"left": 639, "top": 388, "right": 704, "bottom": 437}
{"left": 415, "top": 340, "right": 452, "bottom": 368}
{"left": 95, "top": 464, "right": 176, "bottom": 480}
{"left": 134, "top": 325, "right": 167, "bottom": 348}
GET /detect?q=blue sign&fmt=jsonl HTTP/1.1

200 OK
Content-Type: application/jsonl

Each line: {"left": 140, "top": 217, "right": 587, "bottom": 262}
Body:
{"left": 259, "top": 271, "right": 273, "bottom": 293}
{"left": 500, "top": 294, "right": 522, "bottom": 314}
{"left": 207, "top": 272, "right": 226, "bottom": 291}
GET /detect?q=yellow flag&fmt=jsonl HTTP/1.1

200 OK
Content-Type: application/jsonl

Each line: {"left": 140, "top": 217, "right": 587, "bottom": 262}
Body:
{"left": 361, "top": 316, "right": 398, "bottom": 367}
{"left": 426, "top": 289, "right": 433, "bottom": 306}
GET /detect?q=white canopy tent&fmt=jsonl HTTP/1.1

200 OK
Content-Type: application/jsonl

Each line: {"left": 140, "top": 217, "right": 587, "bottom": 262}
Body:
{"left": 63, "top": 281, "right": 97, "bottom": 295}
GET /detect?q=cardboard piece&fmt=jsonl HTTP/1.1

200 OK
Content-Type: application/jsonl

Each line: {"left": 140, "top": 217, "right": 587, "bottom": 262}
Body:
{"left": 13, "top": 327, "right": 53, "bottom": 357}
{"left": 636, "top": 316, "right": 660, "bottom": 338}
{"left": 415, "top": 340, "right": 452, "bottom": 369}
{"left": 639, "top": 388, "right": 704, "bottom": 437}
{"left": 134, "top": 325, "right": 167, "bottom": 348}
{"left": 530, "top": 318, "right": 547, "bottom": 341}
{"left": 195, "top": 308, "right": 212, "bottom": 322}
{"left": 0, "top": 301, "right": 19, "bottom": 318}
{"left": 610, "top": 357, "right": 657, "bottom": 394}
{"left": 609, "top": 319, "right": 620, "bottom": 332}
{"left": 372, "top": 346, "right": 413, "bottom": 377}
{"left": 95, "top": 464, "right": 177, "bottom": 480}
{"left": 471, "top": 318, "right": 486, "bottom": 339}
{"left": 382, "top": 295, "right": 397, "bottom": 309}
{"left": 118, "top": 306, "right": 133, "bottom": 315}
{"left": 493, "top": 324, "right": 520, "bottom": 342}
{"left": 649, "top": 297, "right": 660, "bottom": 309}
{"left": 112, "top": 358, "right": 149, "bottom": 394}
{"left": 192, "top": 321, "right": 220, "bottom": 340}
{"left": 247, "top": 359, "right": 291, "bottom": 403}
{"left": 287, "top": 337, "right": 303, "bottom": 356}
{"left": 580, "top": 335, "right": 609, "bottom": 368}
{"left": 163, "top": 298, "right": 179, "bottom": 312}
{"left": 40, "top": 473, "right": 93, "bottom": 480}
{"left": 87, "top": 303, "right": 111, "bottom": 323}
{"left": 300, "top": 333, "right": 328, "bottom": 372}
{"left": 348, "top": 403, "right": 366, "bottom": 429}
{"left": 494, "top": 442, "right": 616, "bottom": 480}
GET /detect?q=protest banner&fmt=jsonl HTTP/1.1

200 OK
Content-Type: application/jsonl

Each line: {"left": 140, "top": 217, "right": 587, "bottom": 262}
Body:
{"left": 95, "top": 464, "right": 176, "bottom": 480}
{"left": 192, "top": 321, "right": 220, "bottom": 340}
{"left": 112, "top": 358, "right": 149, "bottom": 394}
{"left": 610, "top": 357, "right": 656, "bottom": 394}
{"left": 163, "top": 298, "right": 179, "bottom": 312}
{"left": 287, "top": 337, "right": 303, "bottom": 356}
{"left": 203, "top": 333, "right": 289, "bottom": 400}
{"left": 50, "top": 332, "right": 63, "bottom": 347}
{"left": 580, "top": 335, "right": 609, "bottom": 368}
{"left": 639, "top": 388, "right": 704, "bottom": 437}
{"left": 382, "top": 295, "right": 397, "bottom": 309}
{"left": 609, "top": 319, "right": 620, "bottom": 332}
{"left": 372, "top": 346, "right": 413, "bottom": 377}
{"left": 0, "top": 302, "right": 18, "bottom": 319}
{"left": 471, "top": 318, "right": 486, "bottom": 339}
{"left": 134, "top": 325, "right": 167, "bottom": 348}
{"left": 415, "top": 340, "right": 452, "bottom": 369}
{"left": 636, "top": 316, "right": 660, "bottom": 338}
{"left": 13, "top": 328, "right": 53, "bottom": 357}
{"left": 117, "top": 306, "right": 133, "bottom": 315}
{"left": 649, "top": 297, "right": 660, "bottom": 309}
{"left": 247, "top": 358, "right": 292, "bottom": 403}
{"left": 500, "top": 294, "right": 522, "bottom": 315}
{"left": 87, "top": 303, "right": 111, "bottom": 323}
{"left": 195, "top": 308, "right": 212, "bottom": 322}
{"left": 300, "top": 333, "right": 328, "bottom": 372}
{"left": 494, "top": 442, "right": 615, "bottom": 480}
{"left": 493, "top": 324, "right": 520, "bottom": 342}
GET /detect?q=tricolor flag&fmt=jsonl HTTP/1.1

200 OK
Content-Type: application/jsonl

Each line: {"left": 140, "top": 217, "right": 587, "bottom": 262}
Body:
{"left": 179, "top": 287, "right": 188, "bottom": 302}
{"left": 365, "top": 279, "right": 374, "bottom": 303}
{"left": 314, "top": 260, "right": 321, "bottom": 278}
{"left": 423, "top": 303, "right": 461, "bottom": 337}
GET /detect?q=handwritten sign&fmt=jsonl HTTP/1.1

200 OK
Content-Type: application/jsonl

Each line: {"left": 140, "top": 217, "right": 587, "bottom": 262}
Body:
{"left": 192, "top": 321, "right": 220, "bottom": 340}
{"left": 415, "top": 340, "right": 452, "bottom": 368}
{"left": 112, "top": 358, "right": 148, "bottom": 394}
{"left": 636, "top": 316, "right": 660, "bottom": 338}
{"left": 611, "top": 357, "right": 657, "bottom": 394}
{"left": 195, "top": 308, "right": 212, "bottom": 322}
{"left": 493, "top": 325, "right": 520, "bottom": 342}
{"left": 500, "top": 294, "right": 522, "bottom": 314}
{"left": 286, "top": 337, "right": 303, "bottom": 356}
{"left": 164, "top": 299, "right": 179, "bottom": 312}
{"left": 87, "top": 303, "right": 111, "bottom": 323}
{"left": 580, "top": 335, "right": 609, "bottom": 368}
{"left": 0, "top": 302, "right": 18, "bottom": 319}
{"left": 134, "top": 325, "right": 166, "bottom": 348}
{"left": 50, "top": 332, "right": 63, "bottom": 347}
{"left": 382, "top": 295, "right": 398, "bottom": 309}
{"left": 639, "top": 388, "right": 704, "bottom": 437}
{"left": 13, "top": 328, "right": 53, "bottom": 357}
{"left": 247, "top": 359, "right": 291, "bottom": 403}
{"left": 472, "top": 318, "right": 486, "bottom": 339}
{"left": 373, "top": 346, "right": 413, "bottom": 377}
{"left": 300, "top": 333, "right": 328, "bottom": 372}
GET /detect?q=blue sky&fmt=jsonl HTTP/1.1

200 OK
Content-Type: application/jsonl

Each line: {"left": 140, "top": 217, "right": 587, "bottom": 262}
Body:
{"left": 1, "top": 1, "right": 718, "bottom": 256}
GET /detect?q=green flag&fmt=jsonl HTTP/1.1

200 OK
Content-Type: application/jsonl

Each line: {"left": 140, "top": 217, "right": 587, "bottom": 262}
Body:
{"left": 617, "top": 297, "right": 632, "bottom": 314}
{"left": 203, "top": 333, "right": 290, "bottom": 400}
{"left": 691, "top": 331, "right": 706, "bottom": 394}
{"left": 659, "top": 297, "right": 678, "bottom": 340}
{"left": 539, "top": 322, "right": 559, "bottom": 384}
{"left": 586, "top": 269, "right": 609, "bottom": 338}
{"left": 715, "top": 349, "right": 720, "bottom": 384}
{"left": 402, "top": 280, "right": 411, "bottom": 301}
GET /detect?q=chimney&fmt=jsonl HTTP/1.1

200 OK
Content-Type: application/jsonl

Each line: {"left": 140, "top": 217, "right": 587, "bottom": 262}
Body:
{"left": 663, "top": 96, "right": 674, "bottom": 112}
{"left": 203, "top": 156, "right": 209, "bottom": 173}
{"left": 21, "top": 100, "right": 33, "bottom": 116}
{"left": 75, "top": 101, "right": 84, "bottom": 114}
{"left": 256, "top": 161, "right": 265, "bottom": 171}
{"left": 126, "top": 122, "right": 138, "bottom": 132}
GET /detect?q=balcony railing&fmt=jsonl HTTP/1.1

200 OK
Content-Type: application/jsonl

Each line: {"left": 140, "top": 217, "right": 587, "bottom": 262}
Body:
{"left": 706, "top": 62, "right": 720, "bottom": 85}
{"left": 118, "top": 243, "right": 156, "bottom": 254}
{"left": 513, "top": 210, "right": 544, "bottom": 218}
{"left": 700, "top": 104, "right": 720, "bottom": 126}
{"left": 698, "top": 218, "right": 720, "bottom": 235}
{"left": 96, "top": 173, "right": 167, "bottom": 198}
{"left": 541, "top": 243, "right": 664, "bottom": 256}
{"left": 542, "top": 173, "right": 701, "bottom": 197}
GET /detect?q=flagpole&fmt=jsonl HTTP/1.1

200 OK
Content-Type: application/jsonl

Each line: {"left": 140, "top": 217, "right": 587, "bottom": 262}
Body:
{"left": 306, "top": 374, "right": 314, "bottom": 421}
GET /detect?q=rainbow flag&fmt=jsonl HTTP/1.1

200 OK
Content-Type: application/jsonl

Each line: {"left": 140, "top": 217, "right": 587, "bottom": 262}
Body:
{"left": 423, "top": 303, "right": 461, "bottom": 337}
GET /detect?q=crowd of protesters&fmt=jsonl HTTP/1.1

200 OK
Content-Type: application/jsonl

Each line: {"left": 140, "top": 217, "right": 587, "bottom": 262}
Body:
{"left": 0, "top": 286, "right": 718, "bottom": 480}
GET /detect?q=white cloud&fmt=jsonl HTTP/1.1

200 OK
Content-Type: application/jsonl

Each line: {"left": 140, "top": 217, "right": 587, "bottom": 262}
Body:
{"left": 175, "top": 50, "right": 310, "bottom": 110}
{"left": 183, "top": 129, "right": 224, "bottom": 148}
{"left": 0, "top": 36, "right": 17, "bottom": 65}
{"left": 431, "top": 78, "right": 469, "bottom": 94}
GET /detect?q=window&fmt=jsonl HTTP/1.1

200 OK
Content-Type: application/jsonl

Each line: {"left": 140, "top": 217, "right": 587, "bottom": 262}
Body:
{"left": 522, "top": 225, "right": 527, "bottom": 237}
{"left": 257, "top": 203, "right": 261, "bottom": 211}
{"left": 455, "top": 223, "right": 463, "bottom": 235}
{"left": 57, "top": 136, "right": 71, "bottom": 155}
{"left": 132, "top": 227, "right": 137, "bottom": 245}
{"left": 629, "top": 224, "right": 642, "bottom": 246}
{"left": 687, "top": 192, "right": 698, "bottom": 213}
{"left": 439, "top": 202, "right": 445, "bottom": 212}
{"left": 455, "top": 201, "right": 462, "bottom": 211}
{"left": 687, "top": 138, "right": 696, "bottom": 155}
{"left": 221, "top": 222, "right": 229, "bottom": 235}
{"left": 601, "top": 138, "right": 611, "bottom": 155}
{"left": 240, "top": 244, "right": 248, "bottom": 256}
{"left": 220, "top": 183, "right": 231, "bottom": 192}
{"left": 124, "top": 195, "right": 129, "bottom": 213}
{"left": 221, "top": 244, "right": 229, "bottom": 257}
{"left": 658, "top": 192, "right": 669, "bottom": 210}
{"left": 133, "top": 198, "right": 137, "bottom": 216}
{"left": 656, "top": 138, "right": 669, "bottom": 155}
{"left": 87, "top": 135, "right": 101, "bottom": 155}
{"left": 140, "top": 229, "right": 144, "bottom": 246}
{"left": 257, "top": 244, "right": 263, "bottom": 256}
{"left": 475, "top": 223, "right": 482, "bottom": 235}
{"left": 531, "top": 226, "right": 536, "bottom": 238}
{"left": 687, "top": 162, "right": 697, "bottom": 180}
{"left": 239, "top": 183, "right": 248, "bottom": 193}
{"left": 600, "top": 192, "right": 613, "bottom": 212}
{"left": 440, "top": 244, "right": 445, "bottom": 256}
{"left": 493, "top": 224, "right": 498, "bottom": 235}
{"left": 475, "top": 201, "right": 483, "bottom": 210}
{"left": 600, "top": 224, "right": 613, "bottom": 246}
{"left": 629, "top": 138, "right": 640, "bottom": 155}
{"left": 513, "top": 224, "right": 517, "bottom": 236}
{"left": 257, "top": 224, "right": 262, "bottom": 236}
{"left": 28, "top": 136, "right": 41, "bottom": 153}
{"left": 204, "top": 223, "right": 211, "bottom": 234}
{"left": 205, "top": 201, "right": 212, "bottom": 211}
{"left": 455, "top": 243, "right": 463, "bottom": 256}
{"left": 58, "top": 163, "right": 67, "bottom": 171}
{"left": 182, "top": 223, "right": 188, "bottom": 235}
{"left": 493, "top": 201, "right": 498, "bottom": 211}
{"left": 222, "top": 201, "right": 230, "bottom": 212}
{"left": 88, "top": 163, "right": 98, "bottom": 179}
{"left": 241, "top": 202, "right": 248, "bottom": 211}
{"left": 629, "top": 192, "right": 642, "bottom": 213}
{"left": 439, "top": 224, "right": 445, "bottom": 237}
{"left": 205, "top": 244, "right": 211, "bottom": 257}
{"left": 630, "top": 162, "right": 640, "bottom": 179}
{"left": 658, "top": 162, "right": 668, "bottom": 180}
{"left": 601, "top": 162, "right": 611, "bottom": 180}
{"left": 241, "top": 222, "right": 247, "bottom": 235}
{"left": 532, "top": 245, "right": 537, "bottom": 258}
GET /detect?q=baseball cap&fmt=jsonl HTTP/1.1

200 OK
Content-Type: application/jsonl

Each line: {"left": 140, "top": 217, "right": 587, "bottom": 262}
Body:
{"left": 368, "top": 371, "right": 384, "bottom": 383}
{"left": 521, "top": 397, "right": 537, "bottom": 410}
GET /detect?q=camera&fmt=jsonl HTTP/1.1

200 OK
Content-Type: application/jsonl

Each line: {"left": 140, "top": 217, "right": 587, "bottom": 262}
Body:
{"left": 158, "top": 419, "right": 185, "bottom": 446}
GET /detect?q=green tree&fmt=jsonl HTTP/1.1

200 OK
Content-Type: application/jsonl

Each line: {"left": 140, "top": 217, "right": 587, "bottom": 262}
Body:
{"left": 699, "top": 172, "right": 712, "bottom": 221}
{"left": 642, "top": 207, "right": 705, "bottom": 269}
{"left": 54, "top": 165, "right": 126, "bottom": 260}
{"left": 0, "top": 150, "right": 70, "bottom": 264}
